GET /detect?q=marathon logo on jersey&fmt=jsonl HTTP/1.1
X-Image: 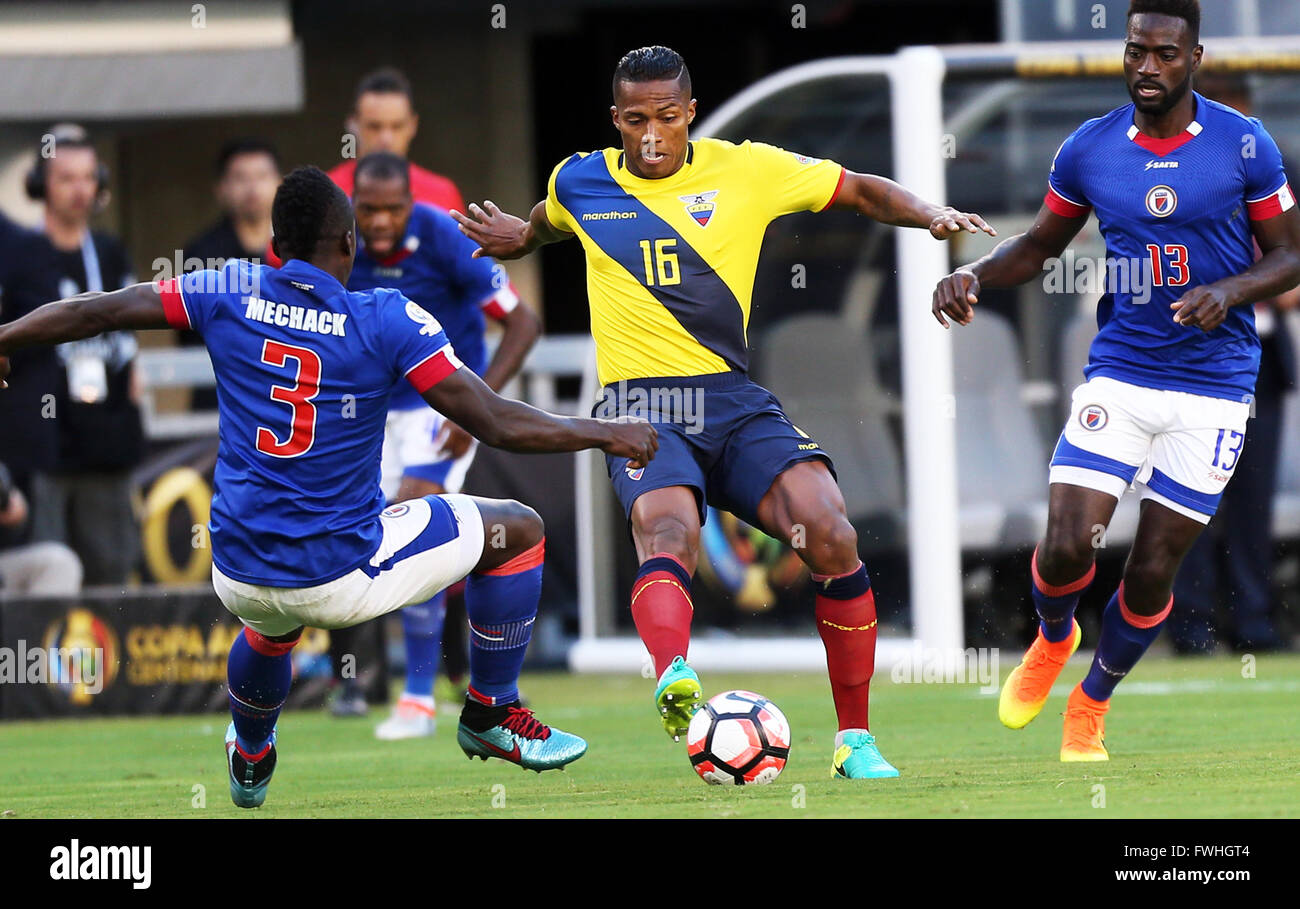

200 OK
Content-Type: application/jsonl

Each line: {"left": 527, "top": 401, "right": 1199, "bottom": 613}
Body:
{"left": 1079, "top": 405, "right": 1108, "bottom": 431}
{"left": 680, "top": 190, "right": 719, "bottom": 227}
{"left": 625, "top": 462, "right": 644, "bottom": 481}
{"left": 1145, "top": 185, "right": 1178, "bottom": 218}
{"left": 243, "top": 297, "right": 347, "bottom": 336}
{"left": 581, "top": 210, "right": 638, "bottom": 221}
{"left": 1144, "top": 159, "right": 1179, "bottom": 171}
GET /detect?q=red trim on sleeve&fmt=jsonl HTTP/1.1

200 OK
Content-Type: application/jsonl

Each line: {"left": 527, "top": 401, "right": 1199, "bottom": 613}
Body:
{"left": 157, "top": 278, "right": 191, "bottom": 329}
{"left": 1044, "top": 186, "right": 1091, "bottom": 218}
{"left": 819, "top": 166, "right": 848, "bottom": 211}
{"left": 1248, "top": 182, "right": 1295, "bottom": 221}
{"left": 406, "top": 348, "right": 460, "bottom": 393}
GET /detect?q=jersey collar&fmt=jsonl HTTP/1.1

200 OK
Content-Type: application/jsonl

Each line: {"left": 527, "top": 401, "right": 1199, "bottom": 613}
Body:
{"left": 1127, "top": 95, "right": 1203, "bottom": 157}
{"left": 279, "top": 258, "right": 345, "bottom": 294}
{"left": 615, "top": 141, "right": 695, "bottom": 182}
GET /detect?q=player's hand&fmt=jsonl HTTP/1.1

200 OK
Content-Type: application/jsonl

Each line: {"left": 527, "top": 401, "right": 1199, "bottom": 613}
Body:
{"left": 932, "top": 269, "right": 980, "bottom": 328}
{"left": 435, "top": 419, "right": 475, "bottom": 460}
{"left": 449, "top": 201, "right": 530, "bottom": 260}
{"left": 929, "top": 207, "right": 997, "bottom": 241}
{"left": 0, "top": 354, "right": 9, "bottom": 389}
{"left": 1171, "top": 284, "right": 1232, "bottom": 332}
{"left": 600, "top": 417, "right": 658, "bottom": 469}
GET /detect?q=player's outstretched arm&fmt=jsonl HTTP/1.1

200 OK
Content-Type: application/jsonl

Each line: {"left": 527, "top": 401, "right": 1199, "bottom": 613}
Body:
{"left": 450, "top": 200, "right": 572, "bottom": 261}
{"left": 421, "top": 366, "right": 658, "bottom": 467}
{"left": 0, "top": 283, "right": 168, "bottom": 388}
{"left": 830, "top": 172, "right": 997, "bottom": 240}
{"left": 931, "top": 203, "right": 1088, "bottom": 328}
{"left": 1171, "top": 206, "right": 1300, "bottom": 332}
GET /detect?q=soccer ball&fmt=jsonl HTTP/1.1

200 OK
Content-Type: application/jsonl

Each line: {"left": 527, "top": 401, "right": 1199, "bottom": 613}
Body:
{"left": 686, "top": 690, "right": 790, "bottom": 785}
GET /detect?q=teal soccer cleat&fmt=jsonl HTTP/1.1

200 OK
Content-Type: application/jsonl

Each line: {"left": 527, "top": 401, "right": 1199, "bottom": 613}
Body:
{"left": 832, "top": 730, "right": 900, "bottom": 779}
{"left": 225, "top": 722, "right": 277, "bottom": 808}
{"left": 654, "top": 655, "right": 703, "bottom": 741}
{"left": 457, "top": 705, "right": 587, "bottom": 772}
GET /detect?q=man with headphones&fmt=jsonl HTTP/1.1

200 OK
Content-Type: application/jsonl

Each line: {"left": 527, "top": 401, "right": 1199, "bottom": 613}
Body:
{"left": 26, "top": 124, "right": 143, "bottom": 588}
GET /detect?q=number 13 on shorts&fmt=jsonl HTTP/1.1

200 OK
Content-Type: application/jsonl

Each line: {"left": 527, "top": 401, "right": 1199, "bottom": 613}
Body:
{"left": 1211, "top": 428, "right": 1244, "bottom": 473}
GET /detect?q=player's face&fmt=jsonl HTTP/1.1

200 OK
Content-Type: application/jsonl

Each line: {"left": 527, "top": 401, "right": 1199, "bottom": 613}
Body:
{"left": 353, "top": 174, "right": 413, "bottom": 259}
{"left": 611, "top": 79, "right": 696, "bottom": 179}
{"left": 1124, "top": 14, "right": 1201, "bottom": 116}
{"left": 44, "top": 147, "right": 99, "bottom": 223}
{"left": 220, "top": 152, "right": 280, "bottom": 223}
{"left": 351, "top": 92, "right": 418, "bottom": 158}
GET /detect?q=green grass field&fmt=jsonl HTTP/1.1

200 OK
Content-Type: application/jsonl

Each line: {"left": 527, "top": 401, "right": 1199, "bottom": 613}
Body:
{"left": 1, "top": 652, "right": 1297, "bottom": 818}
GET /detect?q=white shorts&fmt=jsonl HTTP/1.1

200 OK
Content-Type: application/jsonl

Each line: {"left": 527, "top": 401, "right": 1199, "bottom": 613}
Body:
{"left": 212, "top": 494, "right": 485, "bottom": 637}
{"left": 380, "top": 407, "right": 479, "bottom": 500}
{"left": 1049, "top": 376, "right": 1250, "bottom": 524}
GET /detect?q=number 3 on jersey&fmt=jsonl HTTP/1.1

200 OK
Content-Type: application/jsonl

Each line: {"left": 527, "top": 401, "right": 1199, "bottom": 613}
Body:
{"left": 257, "top": 340, "right": 322, "bottom": 458}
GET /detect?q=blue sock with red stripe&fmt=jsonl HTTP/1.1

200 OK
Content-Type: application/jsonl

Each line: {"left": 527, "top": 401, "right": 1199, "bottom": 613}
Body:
{"left": 400, "top": 591, "right": 445, "bottom": 698}
{"left": 1030, "top": 547, "right": 1095, "bottom": 643}
{"left": 1081, "top": 584, "right": 1171, "bottom": 702}
{"left": 227, "top": 627, "right": 299, "bottom": 757}
{"left": 465, "top": 539, "right": 544, "bottom": 707}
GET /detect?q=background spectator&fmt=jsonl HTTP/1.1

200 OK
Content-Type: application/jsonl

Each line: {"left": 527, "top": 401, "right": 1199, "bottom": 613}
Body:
{"left": 25, "top": 124, "right": 143, "bottom": 588}
{"left": 0, "top": 460, "right": 82, "bottom": 597}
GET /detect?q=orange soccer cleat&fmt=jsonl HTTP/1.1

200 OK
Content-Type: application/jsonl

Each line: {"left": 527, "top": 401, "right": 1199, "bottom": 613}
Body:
{"left": 998, "top": 619, "right": 1081, "bottom": 729}
{"left": 1060, "top": 683, "right": 1110, "bottom": 762}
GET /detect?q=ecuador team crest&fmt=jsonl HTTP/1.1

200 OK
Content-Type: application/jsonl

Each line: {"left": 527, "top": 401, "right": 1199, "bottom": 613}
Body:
{"left": 680, "top": 191, "right": 719, "bottom": 227}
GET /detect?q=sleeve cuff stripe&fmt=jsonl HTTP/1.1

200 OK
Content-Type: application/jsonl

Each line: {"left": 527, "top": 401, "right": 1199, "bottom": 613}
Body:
{"left": 1247, "top": 182, "right": 1295, "bottom": 220}
{"left": 819, "top": 167, "right": 847, "bottom": 212}
{"left": 1045, "top": 187, "right": 1090, "bottom": 217}
{"left": 157, "top": 278, "right": 192, "bottom": 330}
{"left": 406, "top": 347, "right": 461, "bottom": 392}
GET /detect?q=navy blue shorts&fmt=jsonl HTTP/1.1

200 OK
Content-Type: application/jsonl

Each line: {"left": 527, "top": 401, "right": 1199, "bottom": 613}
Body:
{"left": 593, "top": 371, "right": 835, "bottom": 528}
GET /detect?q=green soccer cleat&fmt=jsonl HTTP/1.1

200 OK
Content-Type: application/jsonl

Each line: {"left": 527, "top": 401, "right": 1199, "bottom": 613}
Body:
{"left": 654, "top": 656, "right": 702, "bottom": 741}
{"left": 832, "top": 730, "right": 900, "bottom": 780}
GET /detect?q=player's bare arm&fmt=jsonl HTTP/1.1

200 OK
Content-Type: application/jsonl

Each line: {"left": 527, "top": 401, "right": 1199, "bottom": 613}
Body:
{"left": 1171, "top": 206, "right": 1300, "bottom": 331}
{"left": 0, "top": 282, "right": 167, "bottom": 387}
{"left": 830, "top": 172, "right": 997, "bottom": 240}
{"left": 421, "top": 366, "right": 657, "bottom": 467}
{"left": 450, "top": 199, "right": 571, "bottom": 260}
{"left": 932, "top": 203, "right": 1089, "bottom": 328}
{"left": 438, "top": 296, "right": 543, "bottom": 458}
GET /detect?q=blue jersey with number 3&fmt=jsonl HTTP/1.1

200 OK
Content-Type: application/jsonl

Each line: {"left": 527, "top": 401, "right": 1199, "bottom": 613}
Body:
{"left": 160, "top": 258, "right": 462, "bottom": 587}
{"left": 1046, "top": 93, "right": 1295, "bottom": 401}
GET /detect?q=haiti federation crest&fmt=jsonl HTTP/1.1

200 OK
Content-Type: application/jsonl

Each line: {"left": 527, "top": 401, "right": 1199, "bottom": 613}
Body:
{"left": 680, "top": 190, "right": 719, "bottom": 227}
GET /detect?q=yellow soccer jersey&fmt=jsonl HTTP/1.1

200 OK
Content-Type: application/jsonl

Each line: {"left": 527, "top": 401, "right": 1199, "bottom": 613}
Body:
{"left": 545, "top": 137, "right": 846, "bottom": 385}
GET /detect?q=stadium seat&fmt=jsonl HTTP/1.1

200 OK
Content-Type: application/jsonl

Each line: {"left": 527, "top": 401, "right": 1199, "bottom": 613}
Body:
{"left": 950, "top": 310, "right": 1049, "bottom": 550}
{"left": 759, "top": 313, "right": 905, "bottom": 551}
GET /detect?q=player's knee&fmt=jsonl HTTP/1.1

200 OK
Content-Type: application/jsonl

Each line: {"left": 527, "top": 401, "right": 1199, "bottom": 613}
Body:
{"left": 503, "top": 499, "right": 544, "bottom": 553}
{"left": 640, "top": 513, "right": 698, "bottom": 563}
{"left": 802, "top": 516, "right": 858, "bottom": 572}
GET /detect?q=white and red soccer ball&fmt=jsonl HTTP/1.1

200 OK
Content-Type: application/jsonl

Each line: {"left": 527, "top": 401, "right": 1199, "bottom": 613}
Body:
{"left": 686, "top": 690, "right": 790, "bottom": 785}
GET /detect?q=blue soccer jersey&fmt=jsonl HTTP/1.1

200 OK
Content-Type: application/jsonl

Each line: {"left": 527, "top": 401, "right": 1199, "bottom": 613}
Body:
{"left": 349, "top": 203, "right": 515, "bottom": 410}
{"left": 159, "top": 258, "right": 464, "bottom": 587}
{"left": 1046, "top": 93, "right": 1295, "bottom": 401}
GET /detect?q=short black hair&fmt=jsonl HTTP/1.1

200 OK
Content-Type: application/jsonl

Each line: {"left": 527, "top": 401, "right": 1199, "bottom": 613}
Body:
{"left": 353, "top": 152, "right": 411, "bottom": 195}
{"left": 271, "top": 166, "right": 353, "bottom": 262}
{"left": 215, "top": 137, "right": 281, "bottom": 178}
{"left": 354, "top": 66, "right": 413, "bottom": 109}
{"left": 612, "top": 46, "right": 691, "bottom": 101}
{"left": 1128, "top": 0, "right": 1201, "bottom": 44}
